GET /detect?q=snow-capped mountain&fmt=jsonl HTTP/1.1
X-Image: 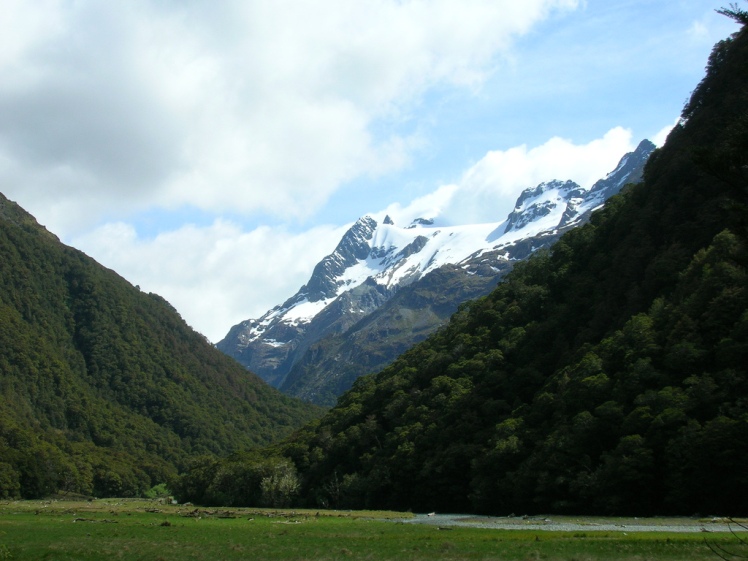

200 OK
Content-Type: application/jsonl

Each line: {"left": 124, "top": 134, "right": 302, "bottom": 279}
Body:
{"left": 218, "top": 139, "right": 655, "bottom": 399}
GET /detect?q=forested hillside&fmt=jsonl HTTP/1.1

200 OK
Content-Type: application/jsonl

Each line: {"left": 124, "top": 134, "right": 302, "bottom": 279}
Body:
{"left": 0, "top": 197, "right": 322, "bottom": 499}
{"left": 175, "top": 17, "right": 748, "bottom": 515}
{"left": 280, "top": 140, "right": 652, "bottom": 407}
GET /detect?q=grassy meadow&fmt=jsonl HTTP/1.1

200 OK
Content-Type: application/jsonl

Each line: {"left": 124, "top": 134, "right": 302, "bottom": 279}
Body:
{"left": 0, "top": 499, "right": 744, "bottom": 561}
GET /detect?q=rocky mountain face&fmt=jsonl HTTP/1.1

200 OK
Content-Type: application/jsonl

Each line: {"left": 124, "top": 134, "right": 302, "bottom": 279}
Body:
{"left": 217, "top": 139, "right": 655, "bottom": 404}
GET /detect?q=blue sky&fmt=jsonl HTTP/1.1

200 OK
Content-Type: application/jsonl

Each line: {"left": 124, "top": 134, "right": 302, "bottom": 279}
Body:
{"left": 0, "top": 0, "right": 740, "bottom": 341}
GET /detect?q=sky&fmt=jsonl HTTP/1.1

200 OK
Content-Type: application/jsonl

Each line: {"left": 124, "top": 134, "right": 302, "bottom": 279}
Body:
{"left": 0, "top": 0, "right": 740, "bottom": 342}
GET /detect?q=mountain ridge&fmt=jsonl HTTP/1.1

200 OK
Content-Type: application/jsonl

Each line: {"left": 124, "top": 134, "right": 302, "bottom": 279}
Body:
{"left": 0, "top": 193, "right": 322, "bottom": 498}
{"left": 177, "top": 22, "right": 748, "bottom": 515}
{"left": 218, "top": 139, "right": 655, "bottom": 403}
{"left": 272, "top": 23, "right": 748, "bottom": 514}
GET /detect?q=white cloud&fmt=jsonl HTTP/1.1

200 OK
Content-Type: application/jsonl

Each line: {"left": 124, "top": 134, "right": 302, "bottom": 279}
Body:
{"left": 688, "top": 20, "right": 710, "bottom": 41}
{"left": 0, "top": 0, "right": 63, "bottom": 70}
{"left": 70, "top": 125, "right": 633, "bottom": 342}
{"left": 384, "top": 127, "right": 636, "bottom": 226}
{"left": 0, "top": 0, "right": 579, "bottom": 238}
{"left": 71, "top": 220, "right": 348, "bottom": 342}
{"left": 379, "top": 184, "right": 460, "bottom": 226}
{"left": 652, "top": 117, "right": 680, "bottom": 147}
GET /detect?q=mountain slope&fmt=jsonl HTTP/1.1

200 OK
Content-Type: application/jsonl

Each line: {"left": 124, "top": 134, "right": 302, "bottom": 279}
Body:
{"left": 174, "top": 23, "right": 748, "bottom": 516}
{"left": 279, "top": 264, "right": 507, "bottom": 404}
{"left": 266, "top": 24, "right": 748, "bottom": 515}
{"left": 0, "top": 195, "right": 322, "bottom": 499}
{"left": 219, "top": 140, "right": 654, "bottom": 405}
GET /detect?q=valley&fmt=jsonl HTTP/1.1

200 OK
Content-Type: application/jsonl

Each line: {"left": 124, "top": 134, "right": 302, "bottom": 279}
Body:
{"left": 1, "top": 2, "right": 746, "bottom": 533}
{"left": 0, "top": 499, "right": 743, "bottom": 560}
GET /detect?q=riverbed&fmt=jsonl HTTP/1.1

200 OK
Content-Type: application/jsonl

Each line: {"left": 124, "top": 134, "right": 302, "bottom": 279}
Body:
{"left": 400, "top": 513, "right": 747, "bottom": 533}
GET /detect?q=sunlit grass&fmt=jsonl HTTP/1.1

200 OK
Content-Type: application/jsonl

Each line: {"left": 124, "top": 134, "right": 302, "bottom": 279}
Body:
{"left": 0, "top": 499, "right": 744, "bottom": 560}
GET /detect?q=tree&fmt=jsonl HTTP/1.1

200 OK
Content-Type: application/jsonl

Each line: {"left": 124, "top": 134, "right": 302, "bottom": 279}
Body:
{"left": 0, "top": 463, "right": 20, "bottom": 499}
{"left": 717, "top": 2, "right": 748, "bottom": 25}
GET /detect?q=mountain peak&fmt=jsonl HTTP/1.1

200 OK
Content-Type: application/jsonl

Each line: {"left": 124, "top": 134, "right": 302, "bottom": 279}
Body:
{"left": 407, "top": 217, "right": 435, "bottom": 229}
{"left": 501, "top": 140, "right": 656, "bottom": 237}
{"left": 588, "top": 139, "right": 656, "bottom": 198}
{"left": 301, "top": 215, "right": 378, "bottom": 302}
{"left": 503, "top": 179, "right": 583, "bottom": 234}
{"left": 218, "top": 140, "right": 654, "bottom": 395}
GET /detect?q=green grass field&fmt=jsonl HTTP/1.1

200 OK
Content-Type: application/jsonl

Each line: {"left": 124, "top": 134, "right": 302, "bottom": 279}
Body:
{"left": 0, "top": 499, "right": 744, "bottom": 560}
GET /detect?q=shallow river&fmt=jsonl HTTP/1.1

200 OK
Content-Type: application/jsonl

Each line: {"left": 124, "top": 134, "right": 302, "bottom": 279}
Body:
{"left": 399, "top": 513, "right": 746, "bottom": 533}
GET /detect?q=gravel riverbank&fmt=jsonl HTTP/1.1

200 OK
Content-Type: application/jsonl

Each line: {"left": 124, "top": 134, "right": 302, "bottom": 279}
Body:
{"left": 399, "top": 514, "right": 747, "bottom": 533}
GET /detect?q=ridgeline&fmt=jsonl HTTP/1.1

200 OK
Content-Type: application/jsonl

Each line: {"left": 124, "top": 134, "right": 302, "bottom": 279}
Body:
{"left": 0, "top": 195, "right": 322, "bottom": 499}
{"left": 176, "top": 17, "right": 748, "bottom": 515}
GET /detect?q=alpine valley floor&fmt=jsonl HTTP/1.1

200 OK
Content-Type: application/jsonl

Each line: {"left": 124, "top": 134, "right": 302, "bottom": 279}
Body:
{"left": 0, "top": 499, "right": 746, "bottom": 561}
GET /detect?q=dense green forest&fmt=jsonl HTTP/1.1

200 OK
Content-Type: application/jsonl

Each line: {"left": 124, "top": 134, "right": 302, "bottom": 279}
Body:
{"left": 174, "top": 17, "right": 748, "bottom": 515}
{"left": 0, "top": 196, "right": 322, "bottom": 499}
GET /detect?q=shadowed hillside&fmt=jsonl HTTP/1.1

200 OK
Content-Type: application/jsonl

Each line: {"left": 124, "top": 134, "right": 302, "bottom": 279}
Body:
{"left": 175, "top": 18, "right": 748, "bottom": 515}
{"left": 0, "top": 196, "right": 323, "bottom": 499}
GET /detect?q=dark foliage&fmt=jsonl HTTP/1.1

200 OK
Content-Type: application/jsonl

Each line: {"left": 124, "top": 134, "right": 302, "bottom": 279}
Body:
{"left": 717, "top": 2, "right": 748, "bottom": 25}
{"left": 0, "top": 198, "right": 323, "bottom": 499}
{"left": 250, "top": 22, "right": 748, "bottom": 516}
{"left": 172, "top": 20, "right": 748, "bottom": 515}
